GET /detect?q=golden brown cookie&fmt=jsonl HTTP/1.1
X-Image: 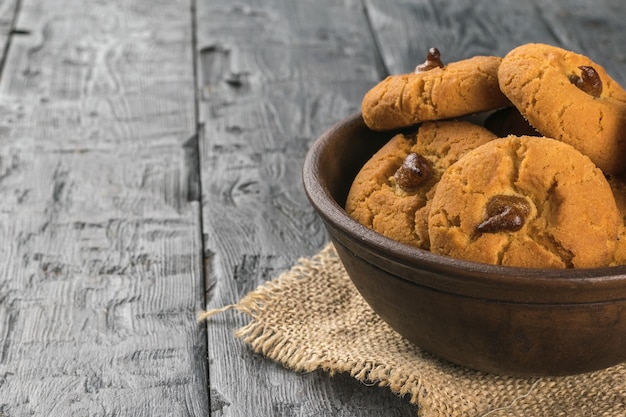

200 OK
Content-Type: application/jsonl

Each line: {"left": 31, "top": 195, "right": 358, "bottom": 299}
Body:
{"left": 607, "top": 174, "right": 626, "bottom": 266}
{"left": 362, "top": 53, "right": 511, "bottom": 131}
{"left": 428, "top": 136, "right": 620, "bottom": 268}
{"left": 345, "top": 120, "right": 497, "bottom": 249}
{"left": 498, "top": 43, "right": 626, "bottom": 175}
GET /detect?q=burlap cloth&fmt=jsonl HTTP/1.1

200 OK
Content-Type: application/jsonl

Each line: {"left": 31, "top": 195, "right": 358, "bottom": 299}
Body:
{"left": 200, "top": 243, "right": 626, "bottom": 417}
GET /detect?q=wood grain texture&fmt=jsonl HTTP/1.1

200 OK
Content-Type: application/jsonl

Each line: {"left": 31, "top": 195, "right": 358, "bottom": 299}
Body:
{"left": 196, "top": 0, "right": 416, "bottom": 415}
{"left": 0, "top": 0, "right": 208, "bottom": 415}
{"left": 364, "top": 0, "right": 626, "bottom": 85}
{"left": 0, "top": 0, "right": 18, "bottom": 69}
{"left": 1, "top": 0, "right": 625, "bottom": 416}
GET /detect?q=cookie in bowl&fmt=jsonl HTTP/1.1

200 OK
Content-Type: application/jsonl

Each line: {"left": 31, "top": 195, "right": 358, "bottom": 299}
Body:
{"left": 428, "top": 135, "right": 621, "bottom": 268}
{"left": 345, "top": 120, "right": 497, "bottom": 249}
{"left": 498, "top": 43, "right": 626, "bottom": 174}
{"left": 362, "top": 48, "right": 511, "bottom": 131}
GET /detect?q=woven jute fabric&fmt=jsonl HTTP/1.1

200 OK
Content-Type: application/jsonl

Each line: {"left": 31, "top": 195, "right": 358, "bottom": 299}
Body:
{"left": 201, "top": 243, "right": 626, "bottom": 417}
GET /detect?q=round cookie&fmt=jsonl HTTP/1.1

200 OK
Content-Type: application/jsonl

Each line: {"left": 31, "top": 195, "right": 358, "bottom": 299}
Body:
{"left": 362, "top": 54, "right": 511, "bottom": 131}
{"left": 498, "top": 43, "right": 626, "bottom": 175}
{"left": 428, "top": 136, "right": 620, "bottom": 268}
{"left": 345, "top": 120, "right": 497, "bottom": 249}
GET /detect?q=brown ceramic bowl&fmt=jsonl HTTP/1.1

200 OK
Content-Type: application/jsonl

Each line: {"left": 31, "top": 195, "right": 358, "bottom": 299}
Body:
{"left": 302, "top": 112, "right": 626, "bottom": 377}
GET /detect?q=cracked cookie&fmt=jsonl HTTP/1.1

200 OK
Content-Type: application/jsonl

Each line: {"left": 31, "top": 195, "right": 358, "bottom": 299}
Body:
{"left": 345, "top": 120, "right": 497, "bottom": 249}
{"left": 362, "top": 51, "right": 511, "bottom": 131}
{"left": 428, "top": 135, "right": 620, "bottom": 268}
{"left": 498, "top": 43, "right": 626, "bottom": 175}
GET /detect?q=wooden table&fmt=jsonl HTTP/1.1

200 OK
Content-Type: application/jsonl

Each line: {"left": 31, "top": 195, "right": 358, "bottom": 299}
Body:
{"left": 0, "top": 0, "right": 624, "bottom": 415}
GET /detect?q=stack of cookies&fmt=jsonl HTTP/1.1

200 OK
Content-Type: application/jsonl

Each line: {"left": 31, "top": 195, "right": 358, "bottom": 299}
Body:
{"left": 346, "top": 43, "right": 626, "bottom": 268}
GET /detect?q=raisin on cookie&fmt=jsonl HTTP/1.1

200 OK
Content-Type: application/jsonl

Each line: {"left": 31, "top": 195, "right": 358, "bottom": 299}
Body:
{"left": 345, "top": 120, "right": 497, "bottom": 249}
{"left": 428, "top": 136, "right": 620, "bottom": 268}
{"left": 362, "top": 51, "right": 511, "bottom": 131}
{"left": 498, "top": 43, "right": 626, "bottom": 175}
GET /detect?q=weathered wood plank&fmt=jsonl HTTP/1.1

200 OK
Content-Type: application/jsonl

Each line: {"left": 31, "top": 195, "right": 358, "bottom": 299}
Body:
{"left": 0, "top": 0, "right": 18, "bottom": 66}
{"left": 0, "top": 0, "right": 208, "bottom": 415}
{"left": 529, "top": 0, "right": 626, "bottom": 84}
{"left": 364, "top": 0, "right": 626, "bottom": 84}
{"left": 196, "top": 0, "right": 417, "bottom": 415}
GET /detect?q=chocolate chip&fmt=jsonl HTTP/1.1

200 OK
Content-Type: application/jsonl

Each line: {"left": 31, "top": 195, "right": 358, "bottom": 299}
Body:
{"left": 476, "top": 195, "right": 531, "bottom": 234}
{"left": 394, "top": 153, "right": 433, "bottom": 191}
{"left": 415, "top": 47, "right": 444, "bottom": 73}
{"left": 568, "top": 66, "right": 602, "bottom": 98}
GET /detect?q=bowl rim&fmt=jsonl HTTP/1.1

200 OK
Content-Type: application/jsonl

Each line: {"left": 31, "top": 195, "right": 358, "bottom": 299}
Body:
{"left": 303, "top": 112, "right": 626, "bottom": 303}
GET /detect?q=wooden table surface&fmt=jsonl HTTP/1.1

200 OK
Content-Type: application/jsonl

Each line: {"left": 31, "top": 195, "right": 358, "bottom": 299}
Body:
{"left": 1, "top": 0, "right": 625, "bottom": 415}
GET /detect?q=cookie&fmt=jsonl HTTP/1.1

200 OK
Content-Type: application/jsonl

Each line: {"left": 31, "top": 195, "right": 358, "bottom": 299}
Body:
{"left": 362, "top": 51, "right": 511, "bottom": 131}
{"left": 428, "top": 136, "right": 620, "bottom": 268}
{"left": 498, "top": 43, "right": 626, "bottom": 175}
{"left": 345, "top": 120, "right": 497, "bottom": 249}
{"left": 607, "top": 174, "right": 626, "bottom": 266}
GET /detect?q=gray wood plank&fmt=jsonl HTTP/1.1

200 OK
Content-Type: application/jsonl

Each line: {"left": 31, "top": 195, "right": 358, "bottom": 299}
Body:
{"left": 196, "top": 0, "right": 417, "bottom": 415}
{"left": 0, "top": 0, "right": 208, "bottom": 415}
{"left": 0, "top": 0, "right": 18, "bottom": 67}
{"left": 530, "top": 0, "right": 626, "bottom": 84}
{"left": 364, "top": 0, "right": 626, "bottom": 84}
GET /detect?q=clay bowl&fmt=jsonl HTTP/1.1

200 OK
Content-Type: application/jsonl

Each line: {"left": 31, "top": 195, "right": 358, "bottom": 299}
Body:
{"left": 302, "top": 112, "right": 626, "bottom": 377}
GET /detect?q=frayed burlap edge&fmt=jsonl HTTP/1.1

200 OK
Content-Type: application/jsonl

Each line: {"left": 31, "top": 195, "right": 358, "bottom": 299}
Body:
{"left": 197, "top": 245, "right": 428, "bottom": 411}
